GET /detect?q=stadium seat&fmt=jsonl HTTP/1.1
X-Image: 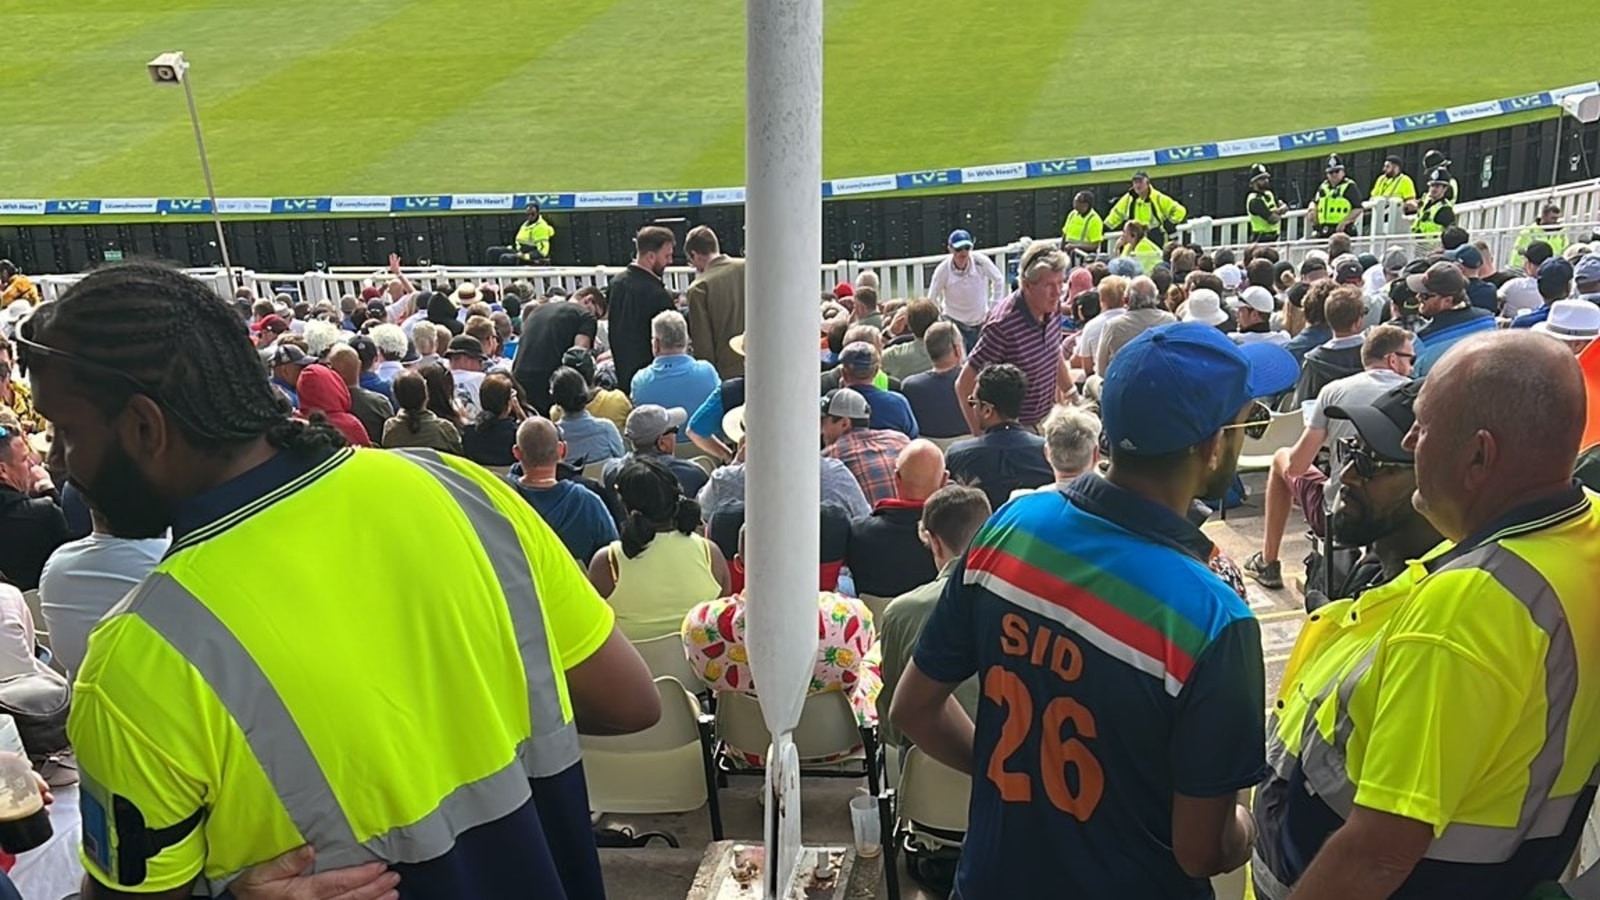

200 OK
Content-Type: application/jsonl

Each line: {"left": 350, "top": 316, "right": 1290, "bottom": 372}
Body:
{"left": 582, "top": 676, "right": 723, "bottom": 842}
{"left": 631, "top": 633, "right": 703, "bottom": 691}
{"left": 857, "top": 594, "right": 893, "bottom": 625}
{"left": 1237, "top": 411, "right": 1304, "bottom": 473}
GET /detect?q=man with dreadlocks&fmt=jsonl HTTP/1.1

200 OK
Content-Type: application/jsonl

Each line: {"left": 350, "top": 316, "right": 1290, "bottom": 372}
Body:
{"left": 20, "top": 262, "right": 660, "bottom": 899}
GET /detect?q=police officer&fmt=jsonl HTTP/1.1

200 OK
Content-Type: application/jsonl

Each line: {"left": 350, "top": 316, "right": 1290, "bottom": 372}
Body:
{"left": 1370, "top": 154, "right": 1417, "bottom": 208}
{"left": 1422, "top": 149, "right": 1458, "bottom": 203}
{"left": 1104, "top": 171, "right": 1187, "bottom": 247}
{"left": 1060, "top": 190, "right": 1106, "bottom": 255}
{"left": 1245, "top": 164, "right": 1288, "bottom": 243}
{"left": 1308, "top": 155, "right": 1367, "bottom": 239}
{"left": 26, "top": 262, "right": 661, "bottom": 899}
{"left": 485, "top": 202, "right": 556, "bottom": 266}
{"left": 1411, "top": 168, "right": 1457, "bottom": 237}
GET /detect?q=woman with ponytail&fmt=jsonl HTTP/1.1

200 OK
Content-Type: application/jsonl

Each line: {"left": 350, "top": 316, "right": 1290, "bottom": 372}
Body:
{"left": 586, "top": 456, "right": 729, "bottom": 641}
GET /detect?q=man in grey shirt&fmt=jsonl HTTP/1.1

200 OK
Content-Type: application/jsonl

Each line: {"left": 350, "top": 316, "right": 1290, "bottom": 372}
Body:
{"left": 38, "top": 510, "right": 169, "bottom": 673}
{"left": 696, "top": 408, "right": 871, "bottom": 522}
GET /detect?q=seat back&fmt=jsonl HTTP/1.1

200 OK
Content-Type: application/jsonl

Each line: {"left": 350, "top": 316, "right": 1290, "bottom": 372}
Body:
{"left": 857, "top": 594, "right": 893, "bottom": 624}
{"left": 581, "top": 677, "right": 707, "bottom": 814}
{"left": 632, "top": 633, "right": 703, "bottom": 689}
{"left": 582, "top": 460, "right": 608, "bottom": 482}
{"left": 21, "top": 590, "right": 47, "bottom": 649}
{"left": 927, "top": 435, "right": 965, "bottom": 452}
{"left": 673, "top": 441, "right": 702, "bottom": 460}
{"left": 898, "top": 746, "right": 969, "bottom": 842}
{"left": 689, "top": 455, "right": 718, "bottom": 475}
{"left": 716, "top": 690, "right": 860, "bottom": 764}
{"left": 1237, "top": 411, "right": 1304, "bottom": 471}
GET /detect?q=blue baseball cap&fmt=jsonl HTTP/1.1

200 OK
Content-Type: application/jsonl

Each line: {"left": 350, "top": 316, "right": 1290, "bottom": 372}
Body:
{"left": 1101, "top": 323, "right": 1298, "bottom": 456}
{"left": 948, "top": 229, "right": 975, "bottom": 250}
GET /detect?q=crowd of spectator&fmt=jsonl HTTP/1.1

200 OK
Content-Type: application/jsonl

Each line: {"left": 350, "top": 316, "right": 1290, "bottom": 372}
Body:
{"left": 0, "top": 201, "right": 1596, "bottom": 900}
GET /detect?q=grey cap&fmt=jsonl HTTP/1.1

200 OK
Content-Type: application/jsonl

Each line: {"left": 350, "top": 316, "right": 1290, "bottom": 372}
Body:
{"left": 1381, "top": 246, "right": 1409, "bottom": 275}
{"left": 821, "top": 388, "right": 871, "bottom": 420}
{"left": 624, "top": 404, "right": 688, "bottom": 444}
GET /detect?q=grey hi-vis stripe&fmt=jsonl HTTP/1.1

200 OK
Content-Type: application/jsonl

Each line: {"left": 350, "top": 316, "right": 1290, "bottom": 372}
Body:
{"left": 1291, "top": 542, "right": 1584, "bottom": 864}
{"left": 123, "top": 449, "right": 580, "bottom": 891}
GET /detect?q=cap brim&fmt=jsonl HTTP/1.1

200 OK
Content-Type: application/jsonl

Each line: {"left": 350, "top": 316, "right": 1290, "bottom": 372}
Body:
{"left": 1185, "top": 308, "right": 1228, "bottom": 327}
{"left": 722, "top": 406, "right": 745, "bottom": 443}
{"left": 951, "top": 241, "right": 974, "bottom": 250}
{"left": 1324, "top": 404, "right": 1412, "bottom": 462}
{"left": 1237, "top": 342, "right": 1299, "bottom": 398}
{"left": 729, "top": 334, "right": 745, "bottom": 357}
{"left": 1404, "top": 273, "right": 1429, "bottom": 293}
{"left": 664, "top": 407, "right": 689, "bottom": 428}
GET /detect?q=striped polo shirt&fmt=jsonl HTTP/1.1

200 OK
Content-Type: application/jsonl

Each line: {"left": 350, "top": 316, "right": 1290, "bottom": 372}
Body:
{"left": 913, "top": 474, "right": 1266, "bottom": 898}
{"left": 965, "top": 291, "right": 1061, "bottom": 427}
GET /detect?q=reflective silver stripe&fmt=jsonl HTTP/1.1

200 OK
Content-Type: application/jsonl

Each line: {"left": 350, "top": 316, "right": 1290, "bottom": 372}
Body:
{"left": 125, "top": 574, "right": 372, "bottom": 880}
{"left": 1249, "top": 849, "right": 1293, "bottom": 900}
{"left": 361, "top": 746, "right": 533, "bottom": 861}
{"left": 396, "top": 450, "right": 582, "bottom": 778}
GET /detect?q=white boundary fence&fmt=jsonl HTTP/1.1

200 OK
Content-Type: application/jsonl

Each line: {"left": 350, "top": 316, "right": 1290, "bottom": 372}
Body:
{"left": 31, "top": 179, "right": 1600, "bottom": 306}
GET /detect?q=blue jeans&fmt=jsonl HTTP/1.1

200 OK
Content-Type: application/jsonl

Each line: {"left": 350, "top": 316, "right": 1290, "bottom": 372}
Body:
{"left": 945, "top": 317, "right": 982, "bottom": 354}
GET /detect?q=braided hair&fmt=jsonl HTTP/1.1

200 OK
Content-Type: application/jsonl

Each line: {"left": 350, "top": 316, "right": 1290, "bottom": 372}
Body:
{"left": 20, "top": 261, "right": 344, "bottom": 455}
{"left": 613, "top": 456, "right": 700, "bottom": 559}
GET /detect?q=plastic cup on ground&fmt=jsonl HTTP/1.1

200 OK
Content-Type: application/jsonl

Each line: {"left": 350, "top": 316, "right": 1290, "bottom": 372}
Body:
{"left": 849, "top": 794, "right": 881, "bottom": 858}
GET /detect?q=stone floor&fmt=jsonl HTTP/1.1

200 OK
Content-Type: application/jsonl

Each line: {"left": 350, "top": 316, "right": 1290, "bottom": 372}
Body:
{"left": 599, "top": 471, "right": 1312, "bottom": 900}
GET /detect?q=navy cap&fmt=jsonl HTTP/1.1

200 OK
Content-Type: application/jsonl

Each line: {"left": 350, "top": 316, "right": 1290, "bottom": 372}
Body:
{"left": 1132, "top": 170, "right": 1150, "bottom": 181}
{"left": 1101, "top": 323, "right": 1297, "bottom": 456}
{"left": 948, "top": 229, "right": 975, "bottom": 250}
{"left": 1444, "top": 244, "right": 1484, "bottom": 269}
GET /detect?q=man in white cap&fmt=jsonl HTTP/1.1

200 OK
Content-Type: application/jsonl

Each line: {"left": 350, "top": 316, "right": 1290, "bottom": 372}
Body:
{"left": 1229, "top": 286, "right": 1288, "bottom": 347}
{"left": 1531, "top": 299, "right": 1600, "bottom": 355}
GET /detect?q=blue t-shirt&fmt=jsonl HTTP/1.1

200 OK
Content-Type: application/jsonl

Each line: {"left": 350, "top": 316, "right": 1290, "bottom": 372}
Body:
{"left": 556, "top": 411, "right": 626, "bottom": 467}
{"left": 852, "top": 384, "right": 919, "bottom": 438}
{"left": 900, "top": 368, "right": 968, "bottom": 439}
{"left": 510, "top": 479, "right": 619, "bottom": 562}
{"left": 359, "top": 370, "right": 395, "bottom": 406}
{"left": 688, "top": 378, "right": 745, "bottom": 443}
{"left": 914, "top": 476, "right": 1266, "bottom": 899}
{"left": 629, "top": 353, "right": 720, "bottom": 413}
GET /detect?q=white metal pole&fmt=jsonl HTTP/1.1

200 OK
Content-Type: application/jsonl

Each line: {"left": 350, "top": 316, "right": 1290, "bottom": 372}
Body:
{"left": 1551, "top": 114, "right": 1566, "bottom": 198}
{"left": 182, "top": 74, "right": 235, "bottom": 286}
{"left": 743, "top": 0, "right": 823, "bottom": 897}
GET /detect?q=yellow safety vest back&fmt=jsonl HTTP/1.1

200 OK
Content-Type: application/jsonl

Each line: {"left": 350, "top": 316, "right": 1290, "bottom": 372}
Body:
{"left": 1247, "top": 190, "right": 1280, "bottom": 237}
{"left": 1314, "top": 181, "right": 1356, "bottom": 226}
{"left": 1413, "top": 198, "right": 1452, "bottom": 234}
{"left": 70, "top": 448, "right": 583, "bottom": 892}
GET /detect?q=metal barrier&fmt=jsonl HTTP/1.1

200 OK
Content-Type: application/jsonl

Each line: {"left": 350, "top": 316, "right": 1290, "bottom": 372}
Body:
{"left": 31, "top": 179, "right": 1600, "bottom": 305}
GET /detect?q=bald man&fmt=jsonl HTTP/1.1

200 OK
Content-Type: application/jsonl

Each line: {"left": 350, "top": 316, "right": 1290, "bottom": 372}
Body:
{"left": 1254, "top": 330, "right": 1600, "bottom": 900}
{"left": 327, "top": 343, "right": 393, "bottom": 444}
{"left": 845, "top": 439, "right": 948, "bottom": 599}
{"left": 506, "top": 418, "right": 617, "bottom": 561}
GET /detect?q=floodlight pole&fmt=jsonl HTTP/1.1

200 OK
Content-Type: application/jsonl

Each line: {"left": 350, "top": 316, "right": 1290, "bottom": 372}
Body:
{"left": 179, "top": 67, "right": 234, "bottom": 285}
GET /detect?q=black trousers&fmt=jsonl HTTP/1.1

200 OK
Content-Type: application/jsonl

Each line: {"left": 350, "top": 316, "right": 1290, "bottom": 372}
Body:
{"left": 484, "top": 246, "right": 549, "bottom": 266}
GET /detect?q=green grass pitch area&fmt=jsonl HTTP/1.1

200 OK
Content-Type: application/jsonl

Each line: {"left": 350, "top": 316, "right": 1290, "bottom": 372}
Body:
{"left": 2, "top": 0, "right": 1594, "bottom": 201}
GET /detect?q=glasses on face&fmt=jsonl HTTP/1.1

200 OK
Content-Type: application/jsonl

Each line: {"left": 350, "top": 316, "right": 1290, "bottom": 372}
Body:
{"left": 1338, "top": 437, "right": 1413, "bottom": 480}
{"left": 1391, "top": 351, "right": 1416, "bottom": 362}
{"left": 15, "top": 333, "right": 206, "bottom": 437}
{"left": 966, "top": 393, "right": 991, "bottom": 409}
{"left": 1219, "top": 400, "right": 1273, "bottom": 440}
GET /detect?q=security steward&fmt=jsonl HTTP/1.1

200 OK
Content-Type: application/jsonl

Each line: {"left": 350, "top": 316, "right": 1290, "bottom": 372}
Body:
{"left": 1060, "top": 190, "right": 1105, "bottom": 256}
{"left": 1423, "top": 149, "right": 1459, "bottom": 203}
{"left": 1308, "top": 154, "right": 1366, "bottom": 239}
{"left": 24, "top": 262, "right": 660, "bottom": 899}
{"left": 485, "top": 202, "right": 556, "bottom": 266}
{"left": 1245, "top": 164, "right": 1289, "bottom": 243}
{"left": 1370, "top": 154, "right": 1417, "bottom": 208}
{"left": 1411, "top": 168, "right": 1457, "bottom": 237}
{"left": 1104, "top": 170, "right": 1187, "bottom": 247}
{"left": 1515, "top": 203, "right": 1570, "bottom": 263}
{"left": 1252, "top": 330, "right": 1600, "bottom": 900}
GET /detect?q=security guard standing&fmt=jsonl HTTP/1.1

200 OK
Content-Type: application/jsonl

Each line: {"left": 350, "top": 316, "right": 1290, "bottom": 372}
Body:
{"left": 1423, "top": 149, "right": 1459, "bottom": 203}
{"left": 1515, "top": 203, "right": 1570, "bottom": 262}
{"left": 1245, "top": 164, "right": 1289, "bottom": 243}
{"left": 485, "top": 202, "right": 556, "bottom": 265}
{"left": 1104, "top": 171, "right": 1187, "bottom": 247}
{"left": 1308, "top": 154, "right": 1367, "bottom": 239}
{"left": 24, "top": 262, "right": 660, "bottom": 899}
{"left": 1411, "top": 168, "right": 1457, "bottom": 237}
{"left": 1060, "top": 190, "right": 1106, "bottom": 255}
{"left": 1369, "top": 154, "right": 1417, "bottom": 207}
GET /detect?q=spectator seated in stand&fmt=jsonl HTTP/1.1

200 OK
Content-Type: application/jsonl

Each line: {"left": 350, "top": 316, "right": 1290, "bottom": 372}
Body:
{"left": 698, "top": 408, "right": 871, "bottom": 523}
{"left": 552, "top": 346, "right": 631, "bottom": 435}
{"left": 587, "top": 457, "right": 729, "bottom": 642}
{"left": 460, "top": 373, "right": 523, "bottom": 468}
{"left": 0, "top": 427, "right": 70, "bottom": 591}
{"left": 1412, "top": 261, "right": 1496, "bottom": 377}
{"left": 1292, "top": 285, "right": 1368, "bottom": 405}
{"left": 945, "top": 364, "right": 1054, "bottom": 510}
{"left": 602, "top": 404, "right": 709, "bottom": 499}
{"left": 899, "top": 322, "right": 969, "bottom": 439}
{"left": 707, "top": 501, "right": 853, "bottom": 593}
{"left": 1010, "top": 404, "right": 1102, "bottom": 500}
{"left": 881, "top": 298, "right": 940, "bottom": 381}
{"left": 508, "top": 417, "right": 617, "bottom": 562}
{"left": 327, "top": 344, "right": 392, "bottom": 445}
{"left": 836, "top": 342, "right": 919, "bottom": 437}
{"left": 682, "top": 524, "right": 881, "bottom": 764}
{"left": 630, "top": 309, "right": 719, "bottom": 415}
{"left": 820, "top": 387, "right": 912, "bottom": 506}
{"left": 550, "top": 366, "right": 625, "bottom": 465}
{"left": 876, "top": 484, "right": 991, "bottom": 751}
{"left": 1285, "top": 280, "right": 1335, "bottom": 365}
{"left": 845, "top": 439, "right": 946, "bottom": 599}
{"left": 685, "top": 375, "right": 745, "bottom": 464}
{"left": 820, "top": 325, "right": 902, "bottom": 395}
{"left": 296, "top": 364, "right": 371, "bottom": 448}
{"left": 381, "top": 369, "right": 463, "bottom": 455}
{"left": 39, "top": 507, "right": 169, "bottom": 675}
{"left": 1095, "top": 275, "right": 1177, "bottom": 374}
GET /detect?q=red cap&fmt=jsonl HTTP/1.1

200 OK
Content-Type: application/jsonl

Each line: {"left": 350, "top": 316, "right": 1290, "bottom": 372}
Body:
{"left": 833, "top": 282, "right": 855, "bottom": 299}
{"left": 360, "top": 286, "right": 384, "bottom": 300}
{"left": 253, "top": 314, "right": 289, "bottom": 333}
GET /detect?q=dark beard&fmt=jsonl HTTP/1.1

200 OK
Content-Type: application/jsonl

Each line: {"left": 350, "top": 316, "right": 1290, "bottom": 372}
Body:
{"left": 71, "top": 437, "right": 174, "bottom": 539}
{"left": 1332, "top": 502, "right": 1414, "bottom": 548}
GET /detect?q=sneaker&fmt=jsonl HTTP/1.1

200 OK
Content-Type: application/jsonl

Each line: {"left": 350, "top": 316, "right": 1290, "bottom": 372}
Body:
{"left": 1244, "top": 552, "right": 1284, "bottom": 590}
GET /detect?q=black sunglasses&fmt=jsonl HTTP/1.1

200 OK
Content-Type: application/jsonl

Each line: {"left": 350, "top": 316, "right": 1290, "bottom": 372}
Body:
{"left": 15, "top": 333, "right": 208, "bottom": 436}
{"left": 1219, "top": 400, "right": 1274, "bottom": 440}
{"left": 1338, "top": 437, "right": 1413, "bottom": 479}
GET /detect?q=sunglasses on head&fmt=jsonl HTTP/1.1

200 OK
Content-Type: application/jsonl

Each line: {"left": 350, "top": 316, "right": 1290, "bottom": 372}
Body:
{"left": 1338, "top": 437, "right": 1413, "bottom": 479}
{"left": 15, "top": 332, "right": 209, "bottom": 437}
{"left": 1219, "top": 400, "right": 1273, "bottom": 440}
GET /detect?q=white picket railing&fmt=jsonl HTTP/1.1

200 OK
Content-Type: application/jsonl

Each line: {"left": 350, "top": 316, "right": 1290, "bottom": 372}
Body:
{"left": 30, "top": 178, "right": 1600, "bottom": 305}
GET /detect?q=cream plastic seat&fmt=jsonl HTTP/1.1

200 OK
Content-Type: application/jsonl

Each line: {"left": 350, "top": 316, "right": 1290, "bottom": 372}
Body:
{"left": 581, "top": 676, "right": 723, "bottom": 839}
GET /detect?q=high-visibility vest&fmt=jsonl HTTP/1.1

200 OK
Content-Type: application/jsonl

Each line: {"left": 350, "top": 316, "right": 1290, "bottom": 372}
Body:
{"left": 515, "top": 216, "right": 555, "bottom": 257}
{"left": 1105, "top": 189, "right": 1187, "bottom": 232}
{"left": 1118, "top": 237, "right": 1163, "bottom": 272}
{"left": 1061, "top": 209, "right": 1104, "bottom": 245}
{"left": 1247, "top": 189, "right": 1280, "bottom": 237}
{"left": 1370, "top": 173, "right": 1416, "bottom": 201}
{"left": 1314, "top": 181, "right": 1357, "bottom": 226}
{"left": 1516, "top": 225, "right": 1570, "bottom": 260}
{"left": 1413, "top": 197, "right": 1453, "bottom": 234}
{"left": 70, "top": 447, "right": 586, "bottom": 892}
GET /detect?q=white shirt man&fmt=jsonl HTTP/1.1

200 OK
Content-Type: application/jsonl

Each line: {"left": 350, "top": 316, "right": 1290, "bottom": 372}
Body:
{"left": 1229, "top": 286, "right": 1290, "bottom": 348}
{"left": 446, "top": 334, "right": 489, "bottom": 418}
{"left": 925, "top": 230, "right": 1004, "bottom": 327}
{"left": 38, "top": 529, "right": 170, "bottom": 674}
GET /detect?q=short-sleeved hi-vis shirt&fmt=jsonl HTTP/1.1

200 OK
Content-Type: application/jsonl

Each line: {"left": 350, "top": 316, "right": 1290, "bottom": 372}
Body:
{"left": 70, "top": 447, "right": 616, "bottom": 897}
{"left": 1253, "top": 486, "right": 1600, "bottom": 900}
